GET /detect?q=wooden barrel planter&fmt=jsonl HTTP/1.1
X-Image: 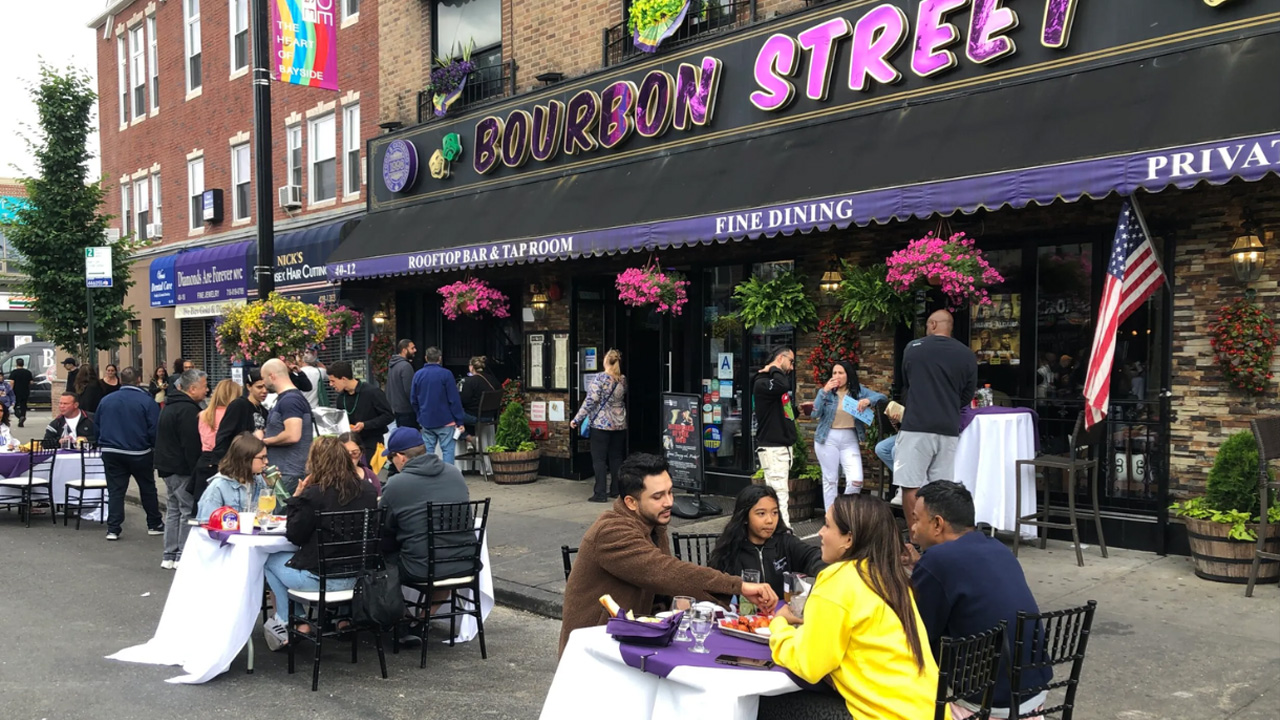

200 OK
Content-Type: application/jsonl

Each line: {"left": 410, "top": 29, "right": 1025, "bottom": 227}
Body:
{"left": 788, "top": 477, "right": 818, "bottom": 523}
{"left": 1184, "top": 516, "right": 1280, "bottom": 584}
{"left": 490, "top": 449, "right": 541, "bottom": 485}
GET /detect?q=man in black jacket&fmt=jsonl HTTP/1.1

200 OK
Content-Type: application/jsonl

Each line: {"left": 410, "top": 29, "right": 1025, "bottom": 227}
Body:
{"left": 154, "top": 369, "right": 208, "bottom": 569}
{"left": 9, "top": 358, "right": 33, "bottom": 427}
{"left": 327, "top": 360, "right": 394, "bottom": 461}
{"left": 42, "top": 392, "right": 95, "bottom": 449}
{"left": 752, "top": 346, "right": 797, "bottom": 524}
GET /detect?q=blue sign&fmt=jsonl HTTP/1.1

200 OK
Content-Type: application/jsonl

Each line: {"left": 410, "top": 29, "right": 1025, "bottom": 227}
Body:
{"left": 149, "top": 254, "right": 176, "bottom": 307}
{"left": 382, "top": 139, "right": 418, "bottom": 193}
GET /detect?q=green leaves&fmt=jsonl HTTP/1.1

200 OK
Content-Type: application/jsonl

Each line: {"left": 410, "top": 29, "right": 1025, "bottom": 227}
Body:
{"left": 7, "top": 64, "right": 135, "bottom": 358}
{"left": 1171, "top": 430, "right": 1278, "bottom": 540}
{"left": 834, "top": 261, "right": 915, "bottom": 332}
{"left": 494, "top": 400, "right": 532, "bottom": 449}
{"left": 730, "top": 271, "right": 818, "bottom": 333}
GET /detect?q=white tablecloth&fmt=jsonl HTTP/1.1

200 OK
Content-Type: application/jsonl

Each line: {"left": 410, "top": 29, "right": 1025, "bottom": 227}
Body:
{"left": 401, "top": 528, "right": 495, "bottom": 644}
{"left": 539, "top": 626, "right": 800, "bottom": 720}
{"left": 0, "top": 450, "right": 104, "bottom": 521}
{"left": 107, "top": 529, "right": 296, "bottom": 684}
{"left": 953, "top": 412, "right": 1038, "bottom": 538}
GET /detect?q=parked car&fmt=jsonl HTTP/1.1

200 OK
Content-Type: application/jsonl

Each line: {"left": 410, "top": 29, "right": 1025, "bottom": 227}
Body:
{"left": 1, "top": 341, "right": 57, "bottom": 407}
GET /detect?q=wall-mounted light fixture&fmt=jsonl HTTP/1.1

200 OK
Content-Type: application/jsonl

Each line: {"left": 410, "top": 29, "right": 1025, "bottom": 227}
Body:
{"left": 819, "top": 257, "right": 842, "bottom": 294}
{"left": 1231, "top": 211, "right": 1268, "bottom": 292}
{"left": 372, "top": 308, "right": 388, "bottom": 325}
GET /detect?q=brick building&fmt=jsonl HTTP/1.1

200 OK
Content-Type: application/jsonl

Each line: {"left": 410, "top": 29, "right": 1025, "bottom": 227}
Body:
{"left": 88, "top": 0, "right": 379, "bottom": 380}
{"left": 0, "top": 178, "right": 41, "bottom": 351}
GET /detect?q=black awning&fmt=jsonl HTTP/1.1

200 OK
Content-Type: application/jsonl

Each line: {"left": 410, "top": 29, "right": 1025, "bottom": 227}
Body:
{"left": 328, "top": 35, "right": 1280, "bottom": 280}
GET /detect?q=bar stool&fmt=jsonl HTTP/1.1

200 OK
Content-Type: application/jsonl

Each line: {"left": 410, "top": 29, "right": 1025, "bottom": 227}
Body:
{"left": 1015, "top": 411, "right": 1108, "bottom": 567}
{"left": 455, "top": 390, "right": 503, "bottom": 481}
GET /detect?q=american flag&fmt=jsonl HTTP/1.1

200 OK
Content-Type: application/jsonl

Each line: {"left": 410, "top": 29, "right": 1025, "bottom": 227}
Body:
{"left": 1083, "top": 200, "right": 1166, "bottom": 429}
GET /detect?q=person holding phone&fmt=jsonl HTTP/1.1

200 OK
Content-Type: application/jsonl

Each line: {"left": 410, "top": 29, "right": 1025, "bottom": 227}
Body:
{"left": 811, "top": 361, "right": 886, "bottom": 508}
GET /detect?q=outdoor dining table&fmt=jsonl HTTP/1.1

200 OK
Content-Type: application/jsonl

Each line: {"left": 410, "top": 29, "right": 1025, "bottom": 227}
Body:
{"left": 0, "top": 449, "right": 103, "bottom": 521}
{"left": 540, "top": 625, "right": 803, "bottom": 720}
{"left": 953, "top": 406, "right": 1040, "bottom": 538}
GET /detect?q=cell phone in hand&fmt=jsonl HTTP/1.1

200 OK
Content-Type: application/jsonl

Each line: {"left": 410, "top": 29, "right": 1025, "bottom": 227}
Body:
{"left": 715, "top": 654, "right": 775, "bottom": 669}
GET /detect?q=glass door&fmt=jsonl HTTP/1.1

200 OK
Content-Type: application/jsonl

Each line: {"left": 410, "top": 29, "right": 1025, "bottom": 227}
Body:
{"left": 572, "top": 281, "right": 613, "bottom": 478}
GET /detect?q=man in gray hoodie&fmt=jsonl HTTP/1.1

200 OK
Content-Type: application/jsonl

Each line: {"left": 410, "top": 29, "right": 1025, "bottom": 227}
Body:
{"left": 387, "top": 339, "right": 418, "bottom": 430}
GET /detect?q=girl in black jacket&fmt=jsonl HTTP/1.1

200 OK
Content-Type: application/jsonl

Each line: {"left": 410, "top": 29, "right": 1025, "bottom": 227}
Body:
{"left": 708, "top": 484, "right": 826, "bottom": 600}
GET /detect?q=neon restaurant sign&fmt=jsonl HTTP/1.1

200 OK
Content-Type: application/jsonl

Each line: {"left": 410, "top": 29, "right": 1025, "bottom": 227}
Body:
{"left": 369, "top": 0, "right": 1263, "bottom": 206}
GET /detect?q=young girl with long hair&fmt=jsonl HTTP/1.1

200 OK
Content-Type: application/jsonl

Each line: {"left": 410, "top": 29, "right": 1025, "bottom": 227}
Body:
{"left": 188, "top": 379, "right": 249, "bottom": 501}
{"left": 196, "top": 433, "right": 270, "bottom": 522}
{"left": 769, "top": 494, "right": 938, "bottom": 719}
{"left": 708, "top": 484, "right": 825, "bottom": 599}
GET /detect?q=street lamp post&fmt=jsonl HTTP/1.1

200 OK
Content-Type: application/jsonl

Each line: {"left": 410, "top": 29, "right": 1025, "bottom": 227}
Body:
{"left": 252, "top": 0, "right": 275, "bottom": 298}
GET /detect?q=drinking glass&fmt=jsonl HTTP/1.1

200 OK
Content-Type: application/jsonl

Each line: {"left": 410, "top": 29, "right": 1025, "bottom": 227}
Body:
{"left": 739, "top": 570, "right": 761, "bottom": 616}
{"left": 257, "top": 494, "right": 277, "bottom": 526}
{"left": 673, "top": 596, "right": 695, "bottom": 642}
{"left": 689, "top": 607, "right": 713, "bottom": 654}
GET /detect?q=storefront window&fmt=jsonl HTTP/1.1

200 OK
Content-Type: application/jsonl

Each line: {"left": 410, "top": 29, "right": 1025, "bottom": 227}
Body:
{"left": 703, "top": 265, "right": 744, "bottom": 472}
{"left": 1034, "top": 244, "right": 1093, "bottom": 404}
{"left": 966, "top": 248, "right": 1024, "bottom": 400}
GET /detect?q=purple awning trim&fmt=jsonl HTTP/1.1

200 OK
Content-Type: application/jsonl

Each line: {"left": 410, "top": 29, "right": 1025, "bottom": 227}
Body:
{"left": 327, "top": 130, "right": 1280, "bottom": 282}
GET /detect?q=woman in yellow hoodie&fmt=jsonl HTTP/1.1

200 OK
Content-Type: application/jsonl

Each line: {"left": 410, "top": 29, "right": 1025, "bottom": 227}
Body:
{"left": 769, "top": 494, "right": 938, "bottom": 719}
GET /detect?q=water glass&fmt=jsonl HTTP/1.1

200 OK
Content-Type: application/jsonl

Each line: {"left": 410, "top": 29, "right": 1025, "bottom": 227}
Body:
{"left": 673, "top": 596, "right": 695, "bottom": 642}
{"left": 689, "top": 607, "right": 713, "bottom": 654}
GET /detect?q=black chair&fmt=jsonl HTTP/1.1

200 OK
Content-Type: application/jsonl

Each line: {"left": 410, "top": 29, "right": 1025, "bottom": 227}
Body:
{"left": 286, "top": 507, "right": 389, "bottom": 692}
{"left": 397, "top": 498, "right": 491, "bottom": 669}
{"left": 756, "top": 685, "right": 850, "bottom": 719}
{"left": 0, "top": 447, "right": 58, "bottom": 527}
{"left": 457, "top": 391, "right": 504, "bottom": 481}
{"left": 1245, "top": 416, "right": 1280, "bottom": 597}
{"left": 1008, "top": 601, "right": 1098, "bottom": 719}
{"left": 670, "top": 532, "right": 719, "bottom": 566}
{"left": 1015, "top": 412, "right": 1108, "bottom": 566}
{"left": 561, "top": 545, "right": 578, "bottom": 581}
{"left": 935, "top": 621, "right": 1007, "bottom": 720}
{"left": 869, "top": 398, "right": 898, "bottom": 502}
{"left": 62, "top": 445, "right": 107, "bottom": 530}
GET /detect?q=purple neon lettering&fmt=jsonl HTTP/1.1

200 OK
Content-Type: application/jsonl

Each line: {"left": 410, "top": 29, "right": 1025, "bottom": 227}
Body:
{"left": 750, "top": 34, "right": 800, "bottom": 112}
{"left": 1041, "top": 0, "right": 1078, "bottom": 48}
{"left": 967, "top": 0, "right": 1018, "bottom": 64}
{"left": 635, "top": 71, "right": 673, "bottom": 137}
{"left": 673, "top": 57, "right": 722, "bottom": 129}
{"left": 502, "top": 110, "right": 532, "bottom": 168}
{"left": 912, "top": 0, "right": 966, "bottom": 78}
{"left": 849, "top": 4, "right": 909, "bottom": 92}
{"left": 564, "top": 91, "right": 601, "bottom": 155}
{"left": 473, "top": 116, "right": 503, "bottom": 175}
{"left": 599, "top": 81, "right": 636, "bottom": 148}
{"left": 797, "top": 18, "right": 851, "bottom": 101}
{"left": 530, "top": 101, "right": 564, "bottom": 163}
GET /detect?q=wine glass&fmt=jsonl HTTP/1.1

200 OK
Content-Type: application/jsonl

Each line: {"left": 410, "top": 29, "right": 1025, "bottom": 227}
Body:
{"left": 672, "top": 596, "right": 695, "bottom": 642}
{"left": 689, "top": 607, "right": 713, "bottom": 654}
{"left": 740, "top": 569, "right": 761, "bottom": 616}
{"left": 257, "top": 493, "right": 277, "bottom": 526}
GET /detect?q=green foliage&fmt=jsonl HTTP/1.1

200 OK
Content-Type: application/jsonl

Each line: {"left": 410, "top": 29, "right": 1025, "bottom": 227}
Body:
{"left": 1170, "top": 430, "right": 1277, "bottom": 540}
{"left": 730, "top": 272, "right": 818, "bottom": 333}
{"left": 7, "top": 65, "right": 135, "bottom": 357}
{"left": 493, "top": 401, "right": 532, "bottom": 450}
{"left": 834, "top": 261, "right": 916, "bottom": 332}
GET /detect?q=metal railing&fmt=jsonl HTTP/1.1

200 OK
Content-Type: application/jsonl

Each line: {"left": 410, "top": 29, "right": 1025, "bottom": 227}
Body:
{"left": 603, "top": 0, "right": 757, "bottom": 67}
{"left": 416, "top": 59, "right": 518, "bottom": 125}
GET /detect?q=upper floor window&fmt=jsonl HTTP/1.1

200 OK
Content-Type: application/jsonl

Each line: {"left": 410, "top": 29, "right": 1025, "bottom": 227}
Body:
{"left": 343, "top": 0, "right": 360, "bottom": 21}
{"left": 185, "top": 0, "right": 203, "bottom": 93}
{"left": 130, "top": 25, "right": 147, "bottom": 119}
{"left": 342, "top": 103, "right": 361, "bottom": 196}
{"left": 147, "top": 15, "right": 160, "bottom": 110}
{"left": 151, "top": 172, "right": 163, "bottom": 227}
{"left": 287, "top": 125, "right": 303, "bottom": 189}
{"left": 230, "top": 0, "right": 249, "bottom": 73}
{"left": 188, "top": 157, "right": 205, "bottom": 230}
{"left": 309, "top": 114, "right": 336, "bottom": 203}
{"left": 433, "top": 0, "right": 504, "bottom": 106}
{"left": 117, "top": 36, "right": 129, "bottom": 125}
{"left": 122, "top": 184, "right": 133, "bottom": 237}
{"left": 232, "top": 143, "right": 251, "bottom": 221}
{"left": 134, "top": 179, "right": 151, "bottom": 241}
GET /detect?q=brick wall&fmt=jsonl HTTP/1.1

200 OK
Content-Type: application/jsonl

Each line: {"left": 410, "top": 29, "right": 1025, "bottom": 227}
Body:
{"left": 94, "top": 0, "right": 381, "bottom": 246}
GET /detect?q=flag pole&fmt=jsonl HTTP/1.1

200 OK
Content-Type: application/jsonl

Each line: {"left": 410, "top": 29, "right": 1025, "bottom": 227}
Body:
{"left": 1126, "top": 193, "right": 1171, "bottom": 296}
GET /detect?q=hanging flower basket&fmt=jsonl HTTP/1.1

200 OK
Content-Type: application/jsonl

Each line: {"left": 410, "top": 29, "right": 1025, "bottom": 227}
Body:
{"left": 438, "top": 278, "right": 511, "bottom": 320}
{"left": 427, "top": 43, "right": 475, "bottom": 118}
{"left": 214, "top": 292, "right": 331, "bottom": 366}
{"left": 1209, "top": 297, "right": 1278, "bottom": 395}
{"left": 885, "top": 231, "right": 1004, "bottom": 308}
{"left": 630, "top": 0, "right": 694, "bottom": 53}
{"left": 616, "top": 262, "right": 690, "bottom": 315}
{"left": 317, "top": 302, "right": 362, "bottom": 349}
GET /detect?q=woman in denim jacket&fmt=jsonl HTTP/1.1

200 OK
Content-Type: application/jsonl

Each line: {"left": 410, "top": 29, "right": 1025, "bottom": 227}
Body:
{"left": 197, "top": 433, "right": 271, "bottom": 522}
{"left": 570, "top": 349, "right": 627, "bottom": 503}
{"left": 812, "top": 361, "right": 886, "bottom": 509}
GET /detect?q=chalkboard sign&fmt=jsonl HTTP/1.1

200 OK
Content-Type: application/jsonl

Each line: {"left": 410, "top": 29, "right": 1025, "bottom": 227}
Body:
{"left": 661, "top": 393, "right": 703, "bottom": 493}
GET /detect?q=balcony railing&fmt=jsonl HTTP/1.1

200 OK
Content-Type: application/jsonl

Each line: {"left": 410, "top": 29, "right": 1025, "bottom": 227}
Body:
{"left": 603, "top": 0, "right": 757, "bottom": 68}
{"left": 417, "top": 59, "right": 518, "bottom": 125}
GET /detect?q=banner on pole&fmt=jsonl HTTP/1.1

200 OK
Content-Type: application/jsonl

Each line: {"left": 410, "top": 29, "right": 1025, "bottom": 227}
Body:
{"left": 271, "top": 0, "right": 338, "bottom": 91}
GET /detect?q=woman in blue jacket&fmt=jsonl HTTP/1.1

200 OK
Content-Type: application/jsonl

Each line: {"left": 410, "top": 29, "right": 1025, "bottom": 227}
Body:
{"left": 812, "top": 361, "right": 886, "bottom": 509}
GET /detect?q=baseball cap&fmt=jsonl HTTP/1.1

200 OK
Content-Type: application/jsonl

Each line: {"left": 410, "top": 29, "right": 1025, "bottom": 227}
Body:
{"left": 383, "top": 426, "right": 426, "bottom": 456}
{"left": 204, "top": 507, "right": 241, "bottom": 531}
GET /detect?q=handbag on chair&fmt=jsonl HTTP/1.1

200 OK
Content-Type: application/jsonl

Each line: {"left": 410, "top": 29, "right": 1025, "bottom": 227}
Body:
{"left": 352, "top": 563, "right": 405, "bottom": 631}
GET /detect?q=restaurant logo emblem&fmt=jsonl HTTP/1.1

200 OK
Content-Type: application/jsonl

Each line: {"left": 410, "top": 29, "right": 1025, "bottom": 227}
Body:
{"left": 382, "top": 139, "right": 419, "bottom": 193}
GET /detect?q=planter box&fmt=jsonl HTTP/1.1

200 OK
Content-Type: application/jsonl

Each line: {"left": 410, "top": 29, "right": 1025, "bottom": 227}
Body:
{"left": 491, "top": 449, "right": 541, "bottom": 485}
{"left": 1183, "top": 516, "right": 1279, "bottom": 584}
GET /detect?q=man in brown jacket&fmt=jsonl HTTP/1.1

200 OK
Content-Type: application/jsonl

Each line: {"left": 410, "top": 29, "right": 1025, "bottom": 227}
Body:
{"left": 559, "top": 452, "right": 778, "bottom": 656}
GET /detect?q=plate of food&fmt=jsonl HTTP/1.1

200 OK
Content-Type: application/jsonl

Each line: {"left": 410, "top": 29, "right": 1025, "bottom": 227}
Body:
{"left": 718, "top": 613, "right": 774, "bottom": 644}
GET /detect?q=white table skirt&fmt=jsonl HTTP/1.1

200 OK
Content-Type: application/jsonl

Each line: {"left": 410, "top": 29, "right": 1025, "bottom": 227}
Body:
{"left": 953, "top": 412, "right": 1038, "bottom": 539}
{"left": 0, "top": 450, "right": 104, "bottom": 521}
{"left": 107, "top": 530, "right": 296, "bottom": 684}
{"left": 400, "top": 528, "right": 495, "bottom": 644}
{"left": 539, "top": 626, "right": 800, "bottom": 720}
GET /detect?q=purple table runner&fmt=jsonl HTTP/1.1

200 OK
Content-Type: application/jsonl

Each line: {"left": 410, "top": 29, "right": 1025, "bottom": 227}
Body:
{"left": 959, "top": 406, "right": 1040, "bottom": 450}
{"left": 616, "top": 627, "right": 821, "bottom": 690}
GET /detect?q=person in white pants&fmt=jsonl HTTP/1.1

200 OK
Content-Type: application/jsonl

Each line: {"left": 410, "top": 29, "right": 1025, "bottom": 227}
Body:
{"left": 811, "top": 361, "right": 886, "bottom": 510}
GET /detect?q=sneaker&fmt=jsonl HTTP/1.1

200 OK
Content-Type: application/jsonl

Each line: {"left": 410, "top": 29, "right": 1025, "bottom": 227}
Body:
{"left": 147, "top": 526, "right": 165, "bottom": 536}
{"left": 397, "top": 632, "right": 423, "bottom": 647}
{"left": 171, "top": 560, "right": 180, "bottom": 569}
{"left": 160, "top": 560, "right": 174, "bottom": 570}
{"left": 889, "top": 493, "right": 903, "bottom": 508}
{"left": 106, "top": 532, "right": 120, "bottom": 541}
{"left": 263, "top": 619, "right": 289, "bottom": 651}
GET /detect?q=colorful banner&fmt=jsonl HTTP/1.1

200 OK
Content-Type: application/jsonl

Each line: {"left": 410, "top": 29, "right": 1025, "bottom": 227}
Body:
{"left": 271, "top": 0, "right": 338, "bottom": 91}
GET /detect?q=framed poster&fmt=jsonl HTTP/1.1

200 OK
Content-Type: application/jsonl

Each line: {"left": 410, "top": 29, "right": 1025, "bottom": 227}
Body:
{"left": 527, "top": 334, "right": 547, "bottom": 389}
{"left": 661, "top": 393, "right": 704, "bottom": 493}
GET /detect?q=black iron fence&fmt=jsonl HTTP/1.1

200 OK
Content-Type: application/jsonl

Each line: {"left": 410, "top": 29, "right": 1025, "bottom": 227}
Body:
{"left": 417, "top": 59, "right": 518, "bottom": 125}
{"left": 603, "top": 0, "right": 757, "bottom": 67}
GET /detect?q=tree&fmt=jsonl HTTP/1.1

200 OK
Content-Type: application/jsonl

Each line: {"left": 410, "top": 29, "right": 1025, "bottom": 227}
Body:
{"left": 7, "top": 65, "right": 135, "bottom": 361}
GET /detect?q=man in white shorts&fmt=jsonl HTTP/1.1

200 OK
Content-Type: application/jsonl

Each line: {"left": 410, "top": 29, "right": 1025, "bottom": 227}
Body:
{"left": 894, "top": 310, "right": 977, "bottom": 512}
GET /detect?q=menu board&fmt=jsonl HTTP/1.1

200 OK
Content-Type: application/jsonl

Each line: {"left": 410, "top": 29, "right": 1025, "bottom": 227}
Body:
{"left": 661, "top": 393, "right": 703, "bottom": 493}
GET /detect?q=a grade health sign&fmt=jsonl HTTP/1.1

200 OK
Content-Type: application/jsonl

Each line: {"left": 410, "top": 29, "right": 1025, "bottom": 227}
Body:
{"left": 85, "top": 247, "right": 113, "bottom": 288}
